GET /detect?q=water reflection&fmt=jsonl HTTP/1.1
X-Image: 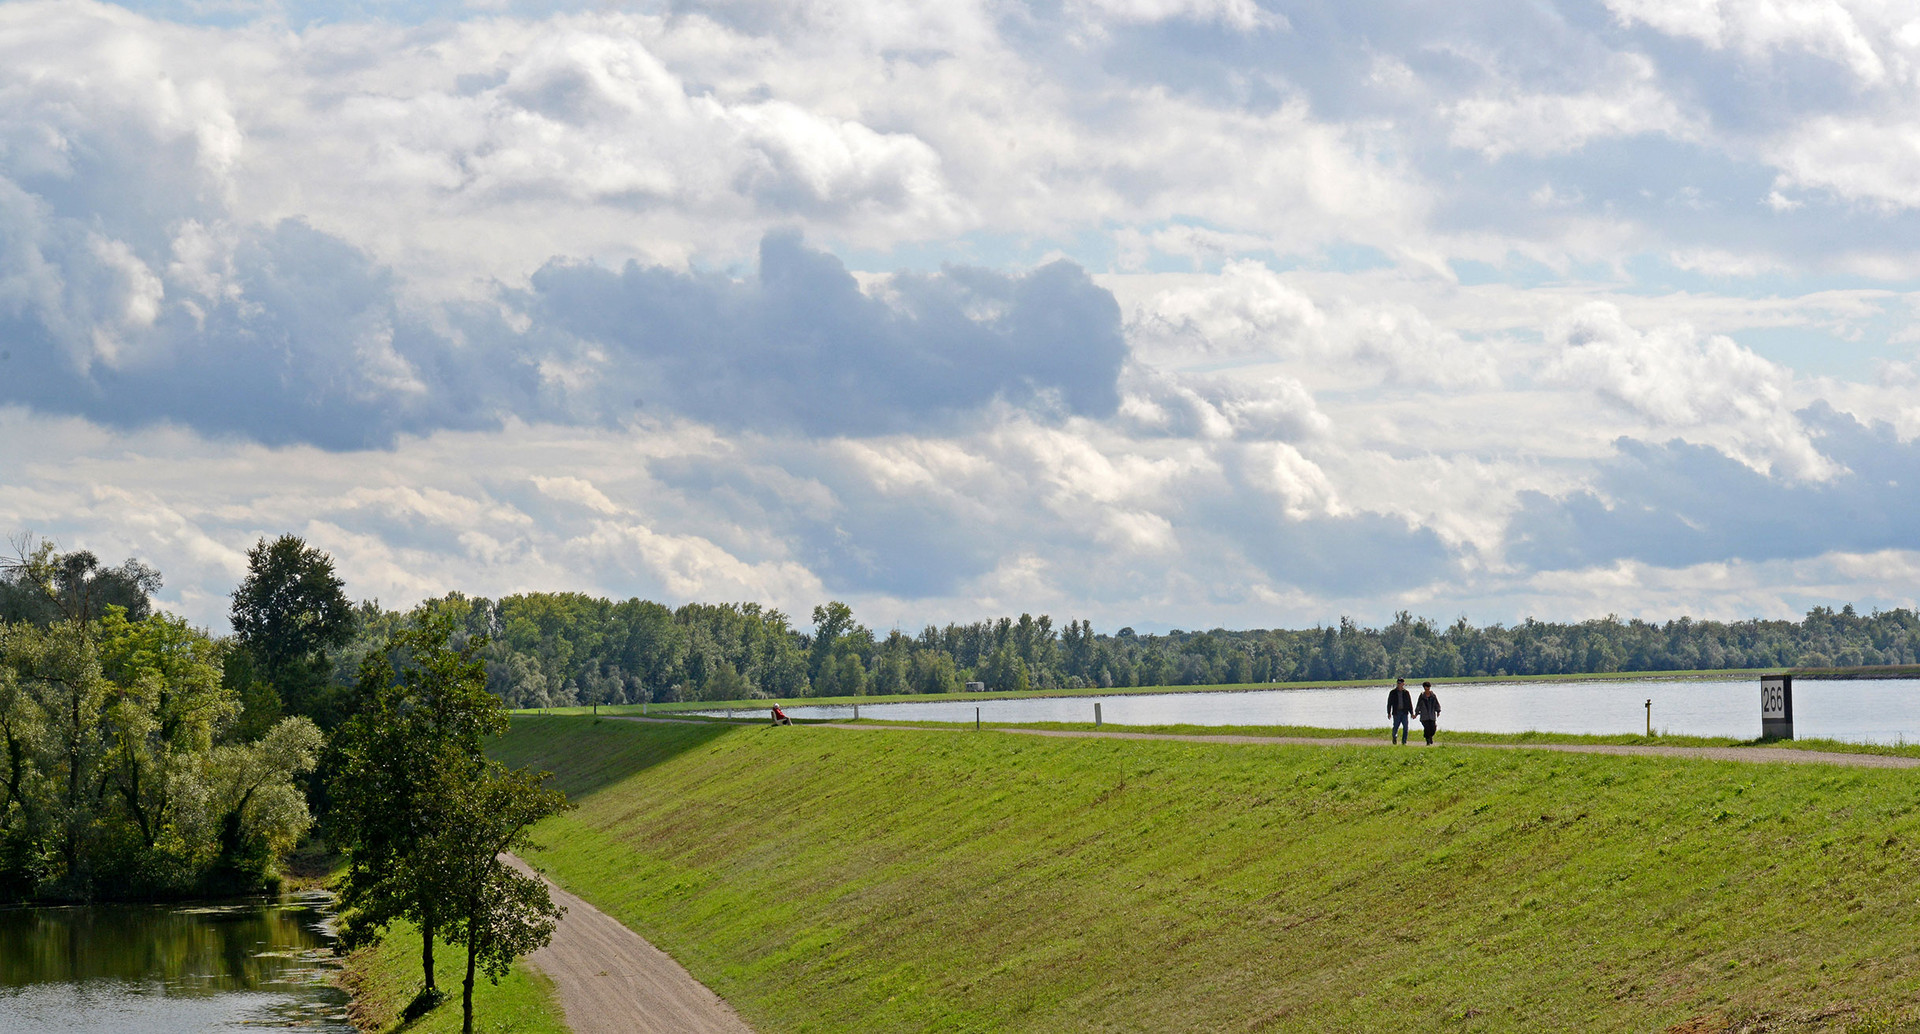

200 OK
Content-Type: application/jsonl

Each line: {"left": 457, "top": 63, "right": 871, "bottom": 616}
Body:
{"left": 698, "top": 677, "right": 1920, "bottom": 743}
{"left": 0, "top": 892, "right": 352, "bottom": 1033}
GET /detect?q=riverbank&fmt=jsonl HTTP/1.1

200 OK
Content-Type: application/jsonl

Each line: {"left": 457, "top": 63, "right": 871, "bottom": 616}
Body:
{"left": 515, "top": 663, "right": 1920, "bottom": 717}
{"left": 340, "top": 919, "right": 569, "bottom": 1034}
{"left": 499, "top": 714, "right": 1920, "bottom": 1032}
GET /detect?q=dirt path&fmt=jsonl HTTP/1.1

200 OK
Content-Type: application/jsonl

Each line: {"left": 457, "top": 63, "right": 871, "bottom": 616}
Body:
{"left": 616, "top": 714, "right": 1920, "bottom": 768}
{"left": 980, "top": 726, "right": 1920, "bottom": 768}
{"left": 504, "top": 854, "right": 754, "bottom": 1034}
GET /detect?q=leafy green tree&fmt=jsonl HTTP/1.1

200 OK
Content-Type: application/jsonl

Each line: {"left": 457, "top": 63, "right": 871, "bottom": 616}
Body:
{"left": 431, "top": 757, "right": 569, "bottom": 1034}
{"left": 3, "top": 621, "right": 110, "bottom": 889}
{"left": 331, "top": 612, "right": 511, "bottom": 994}
{"left": 97, "top": 608, "right": 234, "bottom": 861}
{"left": 230, "top": 535, "right": 354, "bottom": 730}
{"left": 1, "top": 539, "right": 160, "bottom": 626}
{"left": 809, "top": 602, "right": 855, "bottom": 680}
{"left": 201, "top": 716, "right": 322, "bottom": 893}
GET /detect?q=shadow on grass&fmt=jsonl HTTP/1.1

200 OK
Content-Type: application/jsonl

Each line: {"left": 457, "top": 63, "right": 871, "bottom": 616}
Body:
{"left": 493, "top": 715, "right": 742, "bottom": 802}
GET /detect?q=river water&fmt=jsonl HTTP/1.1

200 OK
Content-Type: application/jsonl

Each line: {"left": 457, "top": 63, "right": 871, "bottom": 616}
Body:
{"left": 0, "top": 891, "right": 352, "bottom": 1033}
{"left": 708, "top": 677, "right": 1920, "bottom": 743}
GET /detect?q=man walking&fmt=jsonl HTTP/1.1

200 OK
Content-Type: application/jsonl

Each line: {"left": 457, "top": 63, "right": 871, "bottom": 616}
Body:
{"left": 1415, "top": 681, "right": 1442, "bottom": 745}
{"left": 1387, "top": 678, "right": 1413, "bottom": 745}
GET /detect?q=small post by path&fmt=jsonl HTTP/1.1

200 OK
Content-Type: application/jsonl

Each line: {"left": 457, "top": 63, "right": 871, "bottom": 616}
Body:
{"left": 976, "top": 706, "right": 981, "bottom": 732}
{"left": 1095, "top": 702, "right": 1102, "bottom": 728}
{"left": 593, "top": 702, "right": 598, "bottom": 716}
{"left": 1645, "top": 699, "right": 1651, "bottom": 737}
{"left": 642, "top": 701, "right": 647, "bottom": 716}
{"left": 854, "top": 703, "right": 859, "bottom": 721}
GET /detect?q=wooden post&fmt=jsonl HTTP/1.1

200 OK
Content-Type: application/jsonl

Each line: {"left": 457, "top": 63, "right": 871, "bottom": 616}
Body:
{"left": 1095, "top": 702, "right": 1102, "bottom": 728}
{"left": 976, "top": 707, "right": 981, "bottom": 732}
{"left": 1645, "top": 699, "right": 1651, "bottom": 738}
{"left": 854, "top": 703, "right": 859, "bottom": 721}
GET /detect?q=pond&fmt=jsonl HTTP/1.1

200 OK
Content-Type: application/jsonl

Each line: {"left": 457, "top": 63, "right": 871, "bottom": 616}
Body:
{"left": 705, "top": 677, "right": 1920, "bottom": 743}
{"left": 0, "top": 891, "right": 352, "bottom": 1033}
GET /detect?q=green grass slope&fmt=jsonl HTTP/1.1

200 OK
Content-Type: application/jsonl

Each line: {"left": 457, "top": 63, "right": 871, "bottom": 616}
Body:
{"left": 342, "top": 919, "right": 569, "bottom": 1034}
{"left": 498, "top": 716, "right": 1920, "bottom": 1033}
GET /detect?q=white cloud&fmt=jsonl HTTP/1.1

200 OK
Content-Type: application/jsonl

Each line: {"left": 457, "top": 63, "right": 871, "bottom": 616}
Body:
{"left": 1447, "top": 54, "right": 1695, "bottom": 159}
{"left": 1543, "top": 302, "right": 1837, "bottom": 479}
{"left": 1070, "top": 0, "right": 1280, "bottom": 32}
{"left": 1606, "top": 0, "right": 1887, "bottom": 84}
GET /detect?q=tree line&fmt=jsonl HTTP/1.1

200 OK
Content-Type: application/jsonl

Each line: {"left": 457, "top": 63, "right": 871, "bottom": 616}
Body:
{"left": 327, "top": 593, "right": 1920, "bottom": 706}
{"left": 2, "top": 535, "right": 565, "bottom": 1034}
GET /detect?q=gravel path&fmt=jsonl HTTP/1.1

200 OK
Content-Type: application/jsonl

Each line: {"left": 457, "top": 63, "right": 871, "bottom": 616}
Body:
{"left": 617, "top": 714, "right": 1920, "bottom": 766}
{"left": 504, "top": 854, "right": 754, "bottom": 1034}
{"left": 618, "top": 713, "right": 1920, "bottom": 767}
{"left": 982, "top": 727, "right": 1920, "bottom": 767}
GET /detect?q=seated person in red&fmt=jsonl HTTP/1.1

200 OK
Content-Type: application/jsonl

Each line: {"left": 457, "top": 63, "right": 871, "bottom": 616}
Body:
{"left": 771, "top": 704, "right": 793, "bottom": 726}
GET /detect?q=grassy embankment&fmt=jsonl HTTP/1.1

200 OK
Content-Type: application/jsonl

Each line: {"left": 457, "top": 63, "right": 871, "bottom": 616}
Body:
{"left": 340, "top": 919, "right": 569, "bottom": 1034}
{"left": 519, "top": 664, "right": 1920, "bottom": 718}
{"left": 498, "top": 714, "right": 1920, "bottom": 1033}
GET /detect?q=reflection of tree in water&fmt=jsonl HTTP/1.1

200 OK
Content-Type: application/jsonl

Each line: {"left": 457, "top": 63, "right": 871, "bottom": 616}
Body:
{"left": 0, "top": 897, "right": 339, "bottom": 993}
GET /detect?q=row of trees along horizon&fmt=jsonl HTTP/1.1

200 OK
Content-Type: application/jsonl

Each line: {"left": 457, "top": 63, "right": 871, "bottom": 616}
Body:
{"left": 365, "top": 593, "right": 1918, "bottom": 710}
{"left": 0, "top": 535, "right": 565, "bottom": 1034}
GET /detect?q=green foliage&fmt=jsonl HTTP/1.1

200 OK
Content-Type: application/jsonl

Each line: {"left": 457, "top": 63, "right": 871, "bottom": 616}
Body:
{"left": 0, "top": 538, "right": 161, "bottom": 626}
{"left": 503, "top": 717, "right": 1920, "bottom": 1032}
{"left": 0, "top": 611, "right": 318, "bottom": 900}
{"left": 433, "top": 758, "right": 569, "bottom": 1034}
{"left": 331, "top": 613, "right": 569, "bottom": 1033}
{"left": 229, "top": 535, "right": 354, "bottom": 728}
{"left": 343, "top": 594, "right": 1920, "bottom": 716}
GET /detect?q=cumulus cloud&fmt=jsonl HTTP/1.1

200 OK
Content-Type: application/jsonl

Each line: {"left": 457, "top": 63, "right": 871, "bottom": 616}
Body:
{"left": 1541, "top": 302, "right": 1836, "bottom": 479}
{"left": 519, "top": 233, "right": 1128, "bottom": 437}
{"left": 1506, "top": 405, "right": 1920, "bottom": 572}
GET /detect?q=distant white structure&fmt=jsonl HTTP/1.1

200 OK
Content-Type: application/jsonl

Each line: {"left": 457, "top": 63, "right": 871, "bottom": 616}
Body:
{"left": 965, "top": 681, "right": 986, "bottom": 693}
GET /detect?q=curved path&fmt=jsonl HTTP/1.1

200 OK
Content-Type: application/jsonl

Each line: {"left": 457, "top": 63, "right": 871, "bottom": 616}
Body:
{"left": 504, "top": 854, "right": 754, "bottom": 1034}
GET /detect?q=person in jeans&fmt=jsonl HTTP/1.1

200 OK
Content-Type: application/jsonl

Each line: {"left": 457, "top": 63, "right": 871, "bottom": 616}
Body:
{"left": 1386, "top": 678, "right": 1413, "bottom": 745}
{"left": 1415, "top": 681, "right": 1441, "bottom": 745}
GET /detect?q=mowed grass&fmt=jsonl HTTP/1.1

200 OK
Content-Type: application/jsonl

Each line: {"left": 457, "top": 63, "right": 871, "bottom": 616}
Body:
{"left": 341, "top": 918, "right": 569, "bottom": 1034}
{"left": 498, "top": 716, "right": 1920, "bottom": 1033}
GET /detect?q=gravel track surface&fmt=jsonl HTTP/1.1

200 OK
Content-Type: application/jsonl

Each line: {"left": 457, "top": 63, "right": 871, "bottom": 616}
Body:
{"left": 504, "top": 854, "right": 754, "bottom": 1034}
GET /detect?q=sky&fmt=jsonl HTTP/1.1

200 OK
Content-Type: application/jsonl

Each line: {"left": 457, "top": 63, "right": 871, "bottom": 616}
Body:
{"left": 4, "top": 0, "right": 1920, "bottom": 634}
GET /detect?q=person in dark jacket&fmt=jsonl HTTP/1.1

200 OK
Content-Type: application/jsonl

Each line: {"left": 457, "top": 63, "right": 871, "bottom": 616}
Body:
{"left": 1414, "top": 681, "right": 1441, "bottom": 745}
{"left": 1386, "top": 678, "right": 1413, "bottom": 744}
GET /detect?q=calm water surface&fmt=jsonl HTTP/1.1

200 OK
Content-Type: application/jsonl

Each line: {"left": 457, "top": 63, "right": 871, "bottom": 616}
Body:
{"left": 0, "top": 891, "right": 351, "bottom": 1033}
{"left": 711, "top": 677, "right": 1920, "bottom": 743}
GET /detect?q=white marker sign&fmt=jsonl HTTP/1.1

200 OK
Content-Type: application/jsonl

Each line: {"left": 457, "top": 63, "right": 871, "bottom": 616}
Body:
{"left": 1760, "top": 674, "right": 1793, "bottom": 740}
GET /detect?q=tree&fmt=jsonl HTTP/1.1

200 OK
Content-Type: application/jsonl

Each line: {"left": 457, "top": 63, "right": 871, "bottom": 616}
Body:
{"left": 97, "top": 608, "right": 235, "bottom": 859}
{"left": 1, "top": 538, "right": 161, "bottom": 626}
{"left": 808, "top": 602, "right": 855, "bottom": 681}
{"left": 431, "top": 757, "right": 569, "bottom": 1034}
{"left": 229, "top": 535, "right": 354, "bottom": 730}
{"left": 331, "top": 612, "right": 513, "bottom": 995}
{"left": 2, "top": 621, "right": 110, "bottom": 890}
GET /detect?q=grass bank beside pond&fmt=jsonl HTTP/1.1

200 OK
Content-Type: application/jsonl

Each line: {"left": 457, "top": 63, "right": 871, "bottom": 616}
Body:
{"left": 340, "top": 918, "right": 568, "bottom": 1034}
{"left": 497, "top": 715, "right": 1920, "bottom": 1033}
{"left": 513, "top": 664, "right": 1920, "bottom": 718}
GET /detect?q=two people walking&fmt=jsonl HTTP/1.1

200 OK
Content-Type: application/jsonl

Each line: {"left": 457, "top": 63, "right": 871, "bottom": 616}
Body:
{"left": 1386, "top": 678, "right": 1441, "bottom": 745}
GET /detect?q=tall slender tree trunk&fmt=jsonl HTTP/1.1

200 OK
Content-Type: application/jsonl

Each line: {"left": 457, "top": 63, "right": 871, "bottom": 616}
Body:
{"left": 462, "top": 927, "right": 478, "bottom": 1034}
{"left": 421, "top": 910, "right": 437, "bottom": 992}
